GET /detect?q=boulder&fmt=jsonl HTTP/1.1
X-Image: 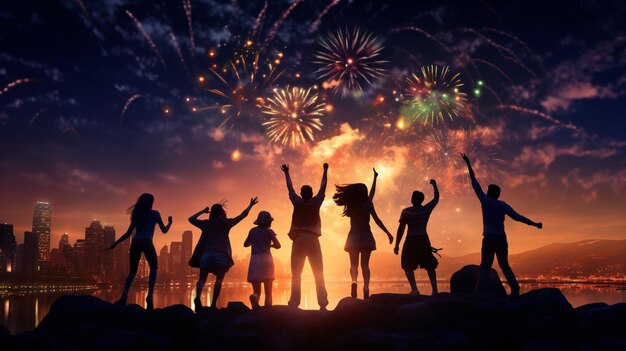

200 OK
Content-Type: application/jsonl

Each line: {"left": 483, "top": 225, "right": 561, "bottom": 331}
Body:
{"left": 450, "top": 264, "right": 507, "bottom": 297}
{"left": 0, "top": 324, "right": 11, "bottom": 350}
{"left": 509, "top": 288, "right": 573, "bottom": 316}
{"left": 369, "top": 292, "right": 430, "bottom": 307}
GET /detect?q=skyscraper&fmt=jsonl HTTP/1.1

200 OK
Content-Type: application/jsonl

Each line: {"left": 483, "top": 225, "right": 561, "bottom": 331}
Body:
{"left": 73, "top": 239, "right": 85, "bottom": 275}
{"left": 32, "top": 201, "right": 51, "bottom": 262}
{"left": 84, "top": 220, "right": 104, "bottom": 277}
{"left": 169, "top": 242, "right": 183, "bottom": 279}
{"left": 23, "top": 231, "right": 39, "bottom": 275}
{"left": 103, "top": 225, "right": 116, "bottom": 280}
{"left": 159, "top": 245, "right": 169, "bottom": 275}
{"left": 0, "top": 223, "right": 16, "bottom": 272}
{"left": 58, "top": 233, "right": 73, "bottom": 273}
{"left": 182, "top": 231, "right": 193, "bottom": 278}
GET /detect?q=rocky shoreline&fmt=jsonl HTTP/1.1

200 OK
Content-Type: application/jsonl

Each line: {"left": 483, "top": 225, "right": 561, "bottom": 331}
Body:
{"left": 1, "top": 287, "right": 624, "bottom": 351}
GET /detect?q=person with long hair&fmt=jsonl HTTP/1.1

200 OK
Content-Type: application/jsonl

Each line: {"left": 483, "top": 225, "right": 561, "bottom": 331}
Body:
{"left": 333, "top": 168, "right": 393, "bottom": 299}
{"left": 108, "top": 193, "right": 172, "bottom": 311}
{"left": 188, "top": 197, "right": 258, "bottom": 311}
{"left": 394, "top": 179, "right": 440, "bottom": 295}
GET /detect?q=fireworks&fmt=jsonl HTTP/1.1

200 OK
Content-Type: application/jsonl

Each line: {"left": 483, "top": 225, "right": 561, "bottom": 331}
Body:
{"left": 126, "top": 10, "right": 166, "bottom": 68}
{"left": 261, "top": 86, "right": 326, "bottom": 148}
{"left": 263, "top": 0, "right": 304, "bottom": 47}
{"left": 202, "top": 53, "right": 283, "bottom": 130}
{"left": 119, "top": 94, "right": 142, "bottom": 121}
{"left": 401, "top": 65, "right": 467, "bottom": 125}
{"left": 314, "top": 27, "right": 386, "bottom": 96}
{"left": 182, "top": 0, "right": 195, "bottom": 54}
{"left": 169, "top": 33, "right": 189, "bottom": 74}
{"left": 0, "top": 78, "right": 35, "bottom": 96}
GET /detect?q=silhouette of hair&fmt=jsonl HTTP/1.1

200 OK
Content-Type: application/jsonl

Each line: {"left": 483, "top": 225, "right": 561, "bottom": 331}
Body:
{"left": 301, "top": 185, "right": 313, "bottom": 200}
{"left": 208, "top": 202, "right": 227, "bottom": 223}
{"left": 411, "top": 191, "right": 425, "bottom": 206}
{"left": 487, "top": 184, "right": 501, "bottom": 199}
{"left": 127, "top": 193, "right": 154, "bottom": 223}
{"left": 333, "top": 183, "right": 368, "bottom": 217}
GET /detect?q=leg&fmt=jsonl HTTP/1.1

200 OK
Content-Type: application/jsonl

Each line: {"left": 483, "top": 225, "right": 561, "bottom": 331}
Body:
{"left": 360, "top": 250, "right": 371, "bottom": 299}
{"left": 288, "top": 238, "right": 306, "bottom": 308}
{"left": 194, "top": 268, "right": 209, "bottom": 311}
{"left": 211, "top": 270, "right": 226, "bottom": 308}
{"left": 144, "top": 243, "right": 158, "bottom": 300}
{"left": 348, "top": 250, "right": 359, "bottom": 297}
{"left": 427, "top": 269, "right": 438, "bottom": 295}
{"left": 477, "top": 237, "right": 497, "bottom": 293}
{"left": 263, "top": 280, "right": 273, "bottom": 307}
{"left": 308, "top": 237, "right": 328, "bottom": 309}
{"left": 495, "top": 241, "right": 519, "bottom": 297}
{"left": 118, "top": 241, "right": 141, "bottom": 304}
{"left": 404, "top": 269, "right": 418, "bottom": 294}
{"left": 250, "top": 281, "right": 262, "bottom": 310}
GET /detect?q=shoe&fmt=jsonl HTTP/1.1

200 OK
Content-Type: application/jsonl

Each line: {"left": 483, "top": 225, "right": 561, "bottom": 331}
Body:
{"left": 249, "top": 294, "right": 260, "bottom": 310}
{"left": 350, "top": 282, "right": 357, "bottom": 298}
{"left": 363, "top": 287, "right": 370, "bottom": 300}
{"left": 114, "top": 295, "right": 127, "bottom": 306}
{"left": 146, "top": 296, "right": 154, "bottom": 312}
{"left": 193, "top": 297, "right": 203, "bottom": 312}
{"left": 319, "top": 305, "right": 328, "bottom": 311}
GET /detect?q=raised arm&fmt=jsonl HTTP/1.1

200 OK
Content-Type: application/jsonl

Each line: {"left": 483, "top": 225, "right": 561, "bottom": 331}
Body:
{"left": 461, "top": 153, "right": 484, "bottom": 198}
{"left": 316, "top": 163, "right": 329, "bottom": 197}
{"left": 425, "top": 179, "right": 440, "bottom": 208}
{"left": 504, "top": 204, "right": 543, "bottom": 229}
{"left": 281, "top": 164, "right": 296, "bottom": 195}
{"left": 229, "top": 197, "right": 259, "bottom": 227}
{"left": 188, "top": 207, "right": 209, "bottom": 228}
{"left": 107, "top": 222, "right": 136, "bottom": 250}
{"left": 370, "top": 202, "right": 394, "bottom": 244}
{"left": 157, "top": 213, "right": 172, "bottom": 234}
{"left": 369, "top": 168, "right": 378, "bottom": 201}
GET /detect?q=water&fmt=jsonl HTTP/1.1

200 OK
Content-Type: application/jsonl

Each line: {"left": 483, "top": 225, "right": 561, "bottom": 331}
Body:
{"left": 1, "top": 281, "right": 625, "bottom": 334}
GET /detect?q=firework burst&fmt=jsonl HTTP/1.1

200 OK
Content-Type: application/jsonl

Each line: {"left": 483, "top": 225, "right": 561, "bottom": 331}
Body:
{"left": 401, "top": 65, "right": 467, "bottom": 125}
{"left": 261, "top": 86, "right": 326, "bottom": 148}
{"left": 202, "top": 53, "right": 283, "bottom": 130}
{"left": 314, "top": 27, "right": 386, "bottom": 96}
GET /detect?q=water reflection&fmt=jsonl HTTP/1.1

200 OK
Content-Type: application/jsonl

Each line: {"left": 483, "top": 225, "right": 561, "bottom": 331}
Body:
{"left": 1, "top": 281, "right": 624, "bottom": 334}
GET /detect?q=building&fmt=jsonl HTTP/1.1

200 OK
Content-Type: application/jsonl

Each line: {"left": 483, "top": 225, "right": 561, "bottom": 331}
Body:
{"left": 182, "top": 231, "right": 193, "bottom": 277}
{"left": 58, "top": 233, "right": 73, "bottom": 273}
{"left": 159, "top": 245, "right": 169, "bottom": 274}
{"left": 73, "top": 239, "right": 85, "bottom": 275}
{"left": 169, "top": 241, "right": 183, "bottom": 279}
{"left": 32, "top": 201, "right": 51, "bottom": 262}
{"left": 0, "top": 223, "right": 16, "bottom": 272}
{"left": 84, "top": 220, "right": 104, "bottom": 277}
{"left": 102, "top": 225, "right": 116, "bottom": 280}
{"left": 23, "top": 231, "right": 39, "bottom": 275}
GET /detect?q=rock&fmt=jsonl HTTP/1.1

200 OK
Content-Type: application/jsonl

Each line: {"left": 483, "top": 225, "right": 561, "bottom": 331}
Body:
{"left": 0, "top": 324, "right": 11, "bottom": 350}
{"left": 226, "top": 301, "right": 250, "bottom": 316}
{"left": 509, "top": 288, "right": 573, "bottom": 316}
{"left": 327, "top": 297, "right": 388, "bottom": 331}
{"left": 369, "top": 292, "right": 430, "bottom": 307}
{"left": 450, "top": 264, "right": 507, "bottom": 297}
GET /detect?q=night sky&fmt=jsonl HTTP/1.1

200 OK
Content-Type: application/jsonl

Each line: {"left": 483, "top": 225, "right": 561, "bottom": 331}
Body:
{"left": 1, "top": 0, "right": 625, "bottom": 273}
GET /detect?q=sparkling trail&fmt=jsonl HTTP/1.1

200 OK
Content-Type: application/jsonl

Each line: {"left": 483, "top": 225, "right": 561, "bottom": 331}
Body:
{"left": 182, "top": 0, "right": 195, "bottom": 54}
{"left": 126, "top": 10, "right": 167, "bottom": 68}
{"left": 263, "top": 0, "right": 303, "bottom": 47}
{"left": 309, "top": 0, "right": 341, "bottom": 33}
{"left": 0, "top": 78, "right": 35, "bottom": 96}
{"left": 120, "top": 94, "right": 143, "bottom": 121}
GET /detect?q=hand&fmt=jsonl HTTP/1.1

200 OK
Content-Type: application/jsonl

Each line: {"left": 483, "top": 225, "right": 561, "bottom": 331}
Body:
{"left": 536, "top": 222, "right": 543, "bottom": 229}
{"left": 281, "top": 164, "right": 289, "bottom": 173}
{"left": 323, "top": 163, "right": 329, "bottom": 171}
{"left": 460, "top": 153, "right": 470, "bottom": 164}
{"left": 168, "top": 216, "right": 173, "bottom": 223}
{"left": 387, "top": 233, "right": 393, "bottom": 244}
{"left": 429, "top": 179, "right": 436, "bottom": 185}
{"left": 394, "top": 246, "right": 399, "bottom": 255}
{"left": 202, "top": 206, "right": 210, "bottom": 213}
{"left": 250, "top": 197, "right": 259, "bottom": 207}
{"left": 373, "top": 168, "right": 378, "bottom": 178}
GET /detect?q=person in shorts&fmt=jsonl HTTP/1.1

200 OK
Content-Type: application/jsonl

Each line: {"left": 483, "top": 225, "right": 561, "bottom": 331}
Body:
{"left": 394, "top": 179, "right": 440, "bottom": 295}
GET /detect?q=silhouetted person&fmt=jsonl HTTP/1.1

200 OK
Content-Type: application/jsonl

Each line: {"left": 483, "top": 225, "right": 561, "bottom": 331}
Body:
{"left": 244, "top": 210, "right": 281, "bottom": 310}
{"left": 108, "top": 193, "right": 172, "bottom": 311}
{"left": 333, "top": 168, "right": 393, "bottom": 299}
{"left": 188, "top": 197, "right": 259, "bottom": 311}
{"left": 282, "top": 163, "right": 329, "bottom": 310}
{"left": 394, "top": 179, "right": 440, "bottom": 295}
{"left": 461, "top": 153, "right": 542, "bottom": 297}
